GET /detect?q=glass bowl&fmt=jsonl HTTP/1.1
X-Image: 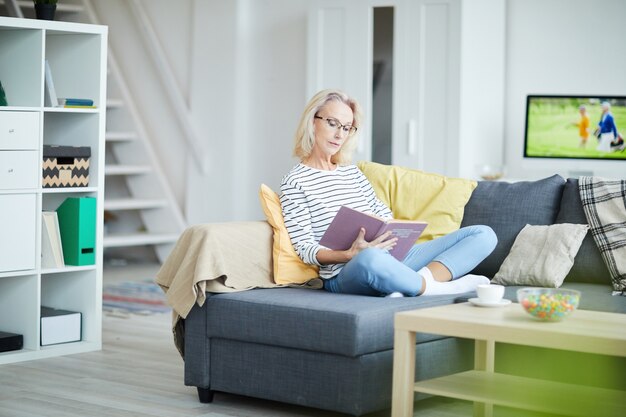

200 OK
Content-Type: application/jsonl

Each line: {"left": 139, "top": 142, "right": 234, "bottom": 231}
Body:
{"left": 516, "top": 288, "right": 581, "bottom": 321}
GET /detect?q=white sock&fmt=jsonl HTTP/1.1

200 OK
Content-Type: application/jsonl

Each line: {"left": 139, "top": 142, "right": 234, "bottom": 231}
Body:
{"left": 385, "top": 291, "right": 405, "bottom": 298}
{"left": 419, "top": 267, "right": 490, "bottom": 296}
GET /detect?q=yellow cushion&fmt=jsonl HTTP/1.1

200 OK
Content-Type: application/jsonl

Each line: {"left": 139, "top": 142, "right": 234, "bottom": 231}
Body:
{"left": 356, "top": 161, "right": 477, "bottom": 243}
{"left": 259, "top": 184, "right": 319, "bottom": 285}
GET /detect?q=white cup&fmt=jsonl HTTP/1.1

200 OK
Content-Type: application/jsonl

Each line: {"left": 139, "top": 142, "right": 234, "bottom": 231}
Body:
{"left": 476, "top": 284, "right": 505, "bottom": 304}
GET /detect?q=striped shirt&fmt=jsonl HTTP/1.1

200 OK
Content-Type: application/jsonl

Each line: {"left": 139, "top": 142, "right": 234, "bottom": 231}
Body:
{"left": 280, "top": 163, "right": 393, "bottom": 279}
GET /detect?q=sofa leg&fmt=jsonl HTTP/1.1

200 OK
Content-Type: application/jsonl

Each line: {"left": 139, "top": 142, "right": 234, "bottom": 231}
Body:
{"left": 197, "top": 387, "right": 214, "bottom": 403}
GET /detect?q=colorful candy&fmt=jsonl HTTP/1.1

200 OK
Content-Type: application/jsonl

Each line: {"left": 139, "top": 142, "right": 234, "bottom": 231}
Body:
{"left": 517, "top": 289, "right": 580, "bottom": 321}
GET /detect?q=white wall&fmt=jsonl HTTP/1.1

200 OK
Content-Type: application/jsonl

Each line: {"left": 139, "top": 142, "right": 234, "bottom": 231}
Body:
{"left": 99, "top": 0, "right": 626, "bottom": 226}
{"left": 458, "top": 0, "right": 505, "bottom": 179}
{"left": 235, "top": 0, "right": 310, "bottom": 219}
{"left": 186, "top": 0, "right": 310, "bottom": 223}
{"left": 186, "top": 0, "right": 244, "bottom": 224}
{"left": 504, "top": 0, "right": 626, "bottom": 179}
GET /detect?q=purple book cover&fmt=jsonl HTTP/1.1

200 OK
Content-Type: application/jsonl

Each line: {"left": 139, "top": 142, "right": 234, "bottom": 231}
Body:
{"left": 319, "top": 206, "right": 427, "bottom": 261}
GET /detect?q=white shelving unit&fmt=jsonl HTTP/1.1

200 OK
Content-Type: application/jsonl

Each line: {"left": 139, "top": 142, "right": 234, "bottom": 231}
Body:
{"left": 0, "top": 16, "right": 106, "bottom": 364}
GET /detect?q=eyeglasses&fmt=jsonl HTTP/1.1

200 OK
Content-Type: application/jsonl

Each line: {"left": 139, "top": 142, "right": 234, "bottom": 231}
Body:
{"left": 314, "top": 116, "right": 358, "bottom": 136}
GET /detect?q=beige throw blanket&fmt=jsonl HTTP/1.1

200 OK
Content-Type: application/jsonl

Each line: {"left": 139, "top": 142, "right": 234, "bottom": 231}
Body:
{"left": 156, "top": 221, "right": 282, "bottom": 353}
{"left": 579, "top": 177, "right": 626, "bottom": 294}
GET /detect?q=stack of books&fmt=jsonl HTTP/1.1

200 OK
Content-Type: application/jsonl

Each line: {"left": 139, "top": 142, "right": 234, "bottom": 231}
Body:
{"left": 44, "top": 60, "right": 96, "bottom": 108}
{"left": 57, "top": 98, "right": 95, "bottom": 108}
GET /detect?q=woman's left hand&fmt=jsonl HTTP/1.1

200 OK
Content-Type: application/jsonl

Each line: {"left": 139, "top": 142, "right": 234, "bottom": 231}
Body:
{"left": 367, "top": 230, "right": 398, "bottom": 251}
{"left": 346, "top": 228, "right": 397, "bottom": 259}
{"left": 316, "top": 228, "right": 398, "bottom": 265}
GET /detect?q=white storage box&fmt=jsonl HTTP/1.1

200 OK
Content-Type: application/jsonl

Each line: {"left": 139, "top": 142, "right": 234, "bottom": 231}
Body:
{"left": 40, "top": 306, "right": 81, "bottom": 346}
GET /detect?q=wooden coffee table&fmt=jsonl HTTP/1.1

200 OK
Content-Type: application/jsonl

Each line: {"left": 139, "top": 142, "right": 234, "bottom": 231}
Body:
{"left": 391, "top": 302, "right": 626, "bottom": 417}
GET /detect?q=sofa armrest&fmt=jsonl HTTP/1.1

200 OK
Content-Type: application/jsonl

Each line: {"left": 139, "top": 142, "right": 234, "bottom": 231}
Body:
{"left": 184, "top": 297, "right": 212, "bottom": 388}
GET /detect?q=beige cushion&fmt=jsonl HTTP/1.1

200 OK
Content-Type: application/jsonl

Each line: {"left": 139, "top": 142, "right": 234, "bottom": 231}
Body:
{"left": 492, "top": 223, "right": 589, "bottom": 287}
{"left": 259, "top": 184, "right": 320, "bottom": 285}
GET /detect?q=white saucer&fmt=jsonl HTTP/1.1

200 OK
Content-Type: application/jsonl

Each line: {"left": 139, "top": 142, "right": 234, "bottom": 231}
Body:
{"left": 468, "top": 298, "right": 512, "bottom": 308}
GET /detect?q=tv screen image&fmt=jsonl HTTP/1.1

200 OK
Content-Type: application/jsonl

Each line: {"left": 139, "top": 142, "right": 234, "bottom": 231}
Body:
{"left": 524, "top": 95, "right": 626, "bottom": 160}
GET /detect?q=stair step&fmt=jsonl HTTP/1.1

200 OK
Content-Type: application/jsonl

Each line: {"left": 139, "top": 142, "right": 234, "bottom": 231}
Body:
{"left": 106, "top": 131, "right": 139, "bottom": 142}
{"left": 104, "top": 198, "right": 169, "bottom": 211}
{"left": 105, "top": 165, "right": 152, "bottom": 175}
{"left": 106, "top": 98, "right": 124, "bottom": 109}
{"left": 2, "top": 0, "right": 84, "bottom": 13}
{"left": 104, "top": 232, "right": 180, "bottom": 248}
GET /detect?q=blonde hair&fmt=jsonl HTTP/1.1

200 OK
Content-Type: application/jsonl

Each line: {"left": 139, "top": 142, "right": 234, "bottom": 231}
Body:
{"left": 293, "top": 89, "right": 363, "bottom": 165}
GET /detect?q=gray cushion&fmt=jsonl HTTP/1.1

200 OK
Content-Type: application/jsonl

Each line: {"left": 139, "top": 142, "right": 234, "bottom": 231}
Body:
{"left": 492, "top": 223, "right": 589, "bottom": 288}
{"left": 205, "top": 288, "right": 473, "bottom": 357}
{"left": 555, "top": 178, "right": 612, "bottom": 285}
{"left": 461, "top": 175, "right": 565, "bottom": 278}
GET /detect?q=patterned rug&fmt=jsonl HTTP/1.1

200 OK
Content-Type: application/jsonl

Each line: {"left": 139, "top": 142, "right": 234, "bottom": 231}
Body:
{"left": 102, "top": 280, "right": 171, "bottom": 315}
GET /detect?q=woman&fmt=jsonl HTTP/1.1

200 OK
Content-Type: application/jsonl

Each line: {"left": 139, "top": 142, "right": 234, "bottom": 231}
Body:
{"left": 280, "top": 89, "right": 497, "bottom": 297}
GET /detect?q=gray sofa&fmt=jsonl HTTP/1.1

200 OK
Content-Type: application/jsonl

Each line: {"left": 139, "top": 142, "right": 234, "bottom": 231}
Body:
{"left": 182, "top": 175, "right": 625, "bottom": 416}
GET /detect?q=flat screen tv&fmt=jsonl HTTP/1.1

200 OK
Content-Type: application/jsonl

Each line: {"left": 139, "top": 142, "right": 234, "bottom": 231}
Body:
{"left": 524, "top": 95, "right": 626, "bottom": 160}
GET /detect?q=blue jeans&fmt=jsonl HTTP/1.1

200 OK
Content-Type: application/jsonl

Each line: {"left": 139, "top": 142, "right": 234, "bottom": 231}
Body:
{"left": 323, "top": 225, "right": 497, "bottom": 296}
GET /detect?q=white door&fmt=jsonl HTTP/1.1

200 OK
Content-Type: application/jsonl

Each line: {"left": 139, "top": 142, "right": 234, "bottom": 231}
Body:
{"left": 308, "top": 0, "right": 461, "bottom": 175}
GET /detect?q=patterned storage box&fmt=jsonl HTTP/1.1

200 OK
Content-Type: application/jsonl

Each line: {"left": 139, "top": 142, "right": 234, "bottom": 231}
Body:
{"left": 42, "top": 145, "right": 91, "bottom": 188}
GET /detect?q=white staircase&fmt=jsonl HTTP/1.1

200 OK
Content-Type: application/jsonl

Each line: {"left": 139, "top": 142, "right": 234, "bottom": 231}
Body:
{"left": 0, "top": 0, "right": 187, "bottom": 263}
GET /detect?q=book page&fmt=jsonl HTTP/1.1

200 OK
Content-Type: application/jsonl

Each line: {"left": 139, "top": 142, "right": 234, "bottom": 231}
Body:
{"left": 379, "top": 221, "right": 428, "bottom": 260}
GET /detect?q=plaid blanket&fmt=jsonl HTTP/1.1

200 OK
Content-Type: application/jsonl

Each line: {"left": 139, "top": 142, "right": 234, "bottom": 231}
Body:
{"left": 579, "top": 177, "right": 626, "bottom": 294}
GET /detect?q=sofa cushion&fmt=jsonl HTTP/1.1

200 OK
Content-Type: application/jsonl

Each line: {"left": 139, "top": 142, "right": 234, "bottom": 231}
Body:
{"left": 555, "top": 178, "right": 612, "bottom": 285}
{"left": 461, "top": 175, "right": 565, "bottom": 277}
{"left": 205, "top": 288, "right": 473, "bottom": 357}
{"left": 492, "top": 223, "right": 588, "bottom": 288}
{"left": 356, "top": 161, "right": 477, "bottom": 243}
{"left": 259, "top": 184, "right": 319, "bottom": 285}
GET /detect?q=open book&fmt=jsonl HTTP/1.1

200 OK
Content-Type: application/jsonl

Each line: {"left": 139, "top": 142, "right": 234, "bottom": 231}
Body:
{"left": 319, "top": 206, "right": 428, "bottom": 261}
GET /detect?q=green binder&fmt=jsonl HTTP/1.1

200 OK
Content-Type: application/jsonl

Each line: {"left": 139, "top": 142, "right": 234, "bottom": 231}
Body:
{"left": 56, "top": 197, "right": 96, "bottom": 266}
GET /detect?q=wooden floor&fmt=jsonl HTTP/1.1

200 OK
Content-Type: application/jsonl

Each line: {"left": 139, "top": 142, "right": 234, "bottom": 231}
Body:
{"left": 0, "top": 310, "right": 475, "bottom": 417}
{"left": 0, "top": 263, "right": 541, "bottom": 416}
